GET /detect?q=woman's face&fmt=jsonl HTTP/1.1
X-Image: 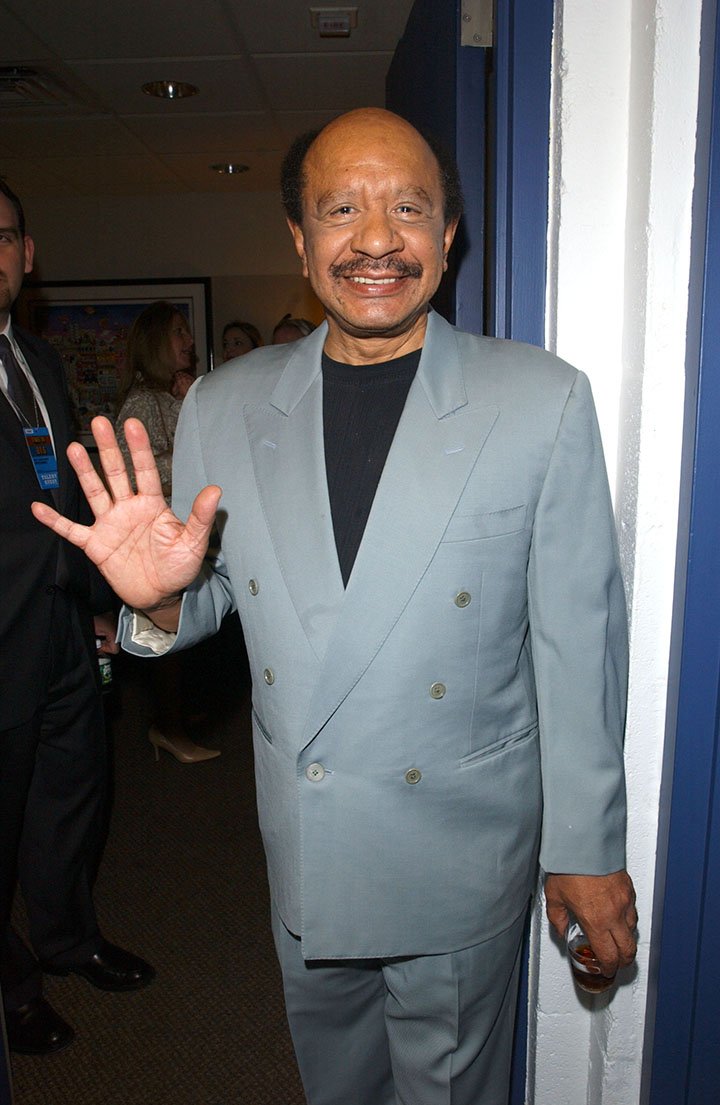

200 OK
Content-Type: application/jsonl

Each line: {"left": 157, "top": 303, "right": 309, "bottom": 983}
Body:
{"left": 222, "top": 326, "right": 255, "bottom": 360}
{"left": 169, "top": 315, "right": 195, "bottom": 373}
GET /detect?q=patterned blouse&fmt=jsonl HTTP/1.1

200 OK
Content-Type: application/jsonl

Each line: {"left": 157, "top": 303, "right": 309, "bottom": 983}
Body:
{"left": 115, "top": 385, "right": 183, "bottom": 501}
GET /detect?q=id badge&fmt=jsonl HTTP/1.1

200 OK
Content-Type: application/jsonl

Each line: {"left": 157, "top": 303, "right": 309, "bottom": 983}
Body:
{"left": 24, "top": 425, "right": 60, "bottom": 491}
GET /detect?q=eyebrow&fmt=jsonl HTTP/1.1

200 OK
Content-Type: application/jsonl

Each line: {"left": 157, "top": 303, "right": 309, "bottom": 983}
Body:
{"left": 314, "top": 186, "right": 436, "bottom": 210}
{"left": 0, "top": 225, "right": 20, "bottom": 237}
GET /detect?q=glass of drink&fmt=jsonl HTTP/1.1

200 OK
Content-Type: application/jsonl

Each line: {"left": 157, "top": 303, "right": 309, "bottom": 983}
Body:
{"left": 566, "top": 920, "right": 617, "bottom": 994}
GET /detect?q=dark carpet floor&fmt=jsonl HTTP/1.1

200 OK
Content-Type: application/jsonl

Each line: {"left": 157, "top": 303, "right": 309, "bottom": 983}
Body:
{"left": 9, "top": 620, "right": 306, "bottom": 1105}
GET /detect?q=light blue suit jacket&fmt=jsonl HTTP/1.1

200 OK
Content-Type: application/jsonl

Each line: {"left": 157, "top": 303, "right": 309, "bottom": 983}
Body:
{"left": 122, "top": 311, "right": 628, "bottom": 959}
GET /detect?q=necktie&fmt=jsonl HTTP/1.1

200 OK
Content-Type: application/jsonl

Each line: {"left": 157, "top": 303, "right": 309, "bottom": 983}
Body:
{"left": 0, "top": 334, "right": 36, "bottom": 424}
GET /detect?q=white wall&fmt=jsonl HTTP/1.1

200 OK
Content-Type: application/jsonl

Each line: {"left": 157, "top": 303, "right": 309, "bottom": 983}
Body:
{"left": 531, "top": 1, "right": 703, "bottom": 1103}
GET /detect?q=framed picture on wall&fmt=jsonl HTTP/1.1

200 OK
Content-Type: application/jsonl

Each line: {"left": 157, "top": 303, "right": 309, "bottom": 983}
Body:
{"left": 15, "top": 277, "right": 213, "bottom": 443}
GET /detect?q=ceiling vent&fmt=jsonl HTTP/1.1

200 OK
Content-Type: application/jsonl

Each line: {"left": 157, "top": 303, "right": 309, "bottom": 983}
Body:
{"left": 0, "top": 67, "right": 77, "bottom": 109}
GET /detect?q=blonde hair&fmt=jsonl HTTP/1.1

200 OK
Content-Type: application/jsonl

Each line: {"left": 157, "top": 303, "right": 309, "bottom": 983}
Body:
{"left": 117, "top": 301, "right": 187, "bottom": 405}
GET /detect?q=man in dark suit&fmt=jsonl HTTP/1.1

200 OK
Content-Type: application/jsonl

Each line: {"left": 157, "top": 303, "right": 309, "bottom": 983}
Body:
{"left": 0, "top": 180, "right": 153, "bottom": 1056}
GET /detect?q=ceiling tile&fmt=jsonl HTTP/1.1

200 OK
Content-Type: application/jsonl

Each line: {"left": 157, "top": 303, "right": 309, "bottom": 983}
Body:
{"left": 38, "top": 154, "right": 186, "bottom": 195}
{"left": 0, "top": 157, "right": 82, "bottom": 198}
{"left": 2, "top": 0, "right": 242, "bottom": 60}
{"left": 1, "top": 117, "right": 147, "bottom": 157}
{"left": 234, "top": 0, "right": 414, "bottom": 54}
{"left": 254, "top": 53, "right": 394, "bottom": 112}
{"left": 0, "top": 6, "right": 54, "bottom": 61}
{"left": 121, "top": 112, "right": 283, "bottom": 156}
{"left": 274, "top": 109, "right": 347, "bottom": 142}
{"left": 158, "top": 150, "right": 285, "bottom": 192}
{"left": 64, "top": 57, "right": 264, "bottom": 115}
{"left": 0, "top": 0, "right": 412, "bottom": 199}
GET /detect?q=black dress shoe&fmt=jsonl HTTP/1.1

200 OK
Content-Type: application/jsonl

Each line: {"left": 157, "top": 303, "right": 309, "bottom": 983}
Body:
{"left": 5, "top": 997, "right": 74, "bottom": 1055}
{"left": 42, "top": 940, "right": 155, "bottom": 992}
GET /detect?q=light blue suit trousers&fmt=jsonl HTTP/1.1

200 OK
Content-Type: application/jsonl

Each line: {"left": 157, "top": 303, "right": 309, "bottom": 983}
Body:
{"left": 272, "top": 904, "right": 528, "bottom": 1105}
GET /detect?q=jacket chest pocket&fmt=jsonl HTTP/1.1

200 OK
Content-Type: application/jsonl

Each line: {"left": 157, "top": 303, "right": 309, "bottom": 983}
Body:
{"left": 442, "top": 503, "right": 527, "bottom": 544}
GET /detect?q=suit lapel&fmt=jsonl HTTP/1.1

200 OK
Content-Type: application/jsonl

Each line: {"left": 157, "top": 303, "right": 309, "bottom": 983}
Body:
{"left": 300, "top": 312, "right": 499, "bottom": 746}
{"left": 0, "top": 388, "right": 32, "bottom": 467}
{"left": 244, "top": 325, "right": 345, "bottom": 662}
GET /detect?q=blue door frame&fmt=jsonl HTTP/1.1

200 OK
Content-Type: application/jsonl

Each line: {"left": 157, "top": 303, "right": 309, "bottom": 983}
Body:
{"left": 647, "top": 1, "right": 720, "bottom": 1101}
{"left": 487, "top": 0, "right": 553, "bottom": 343}
{"left": 386, "top": 0, "right": 552, "bottom": 341}
{"left": 387, "top": 3, "right": 553, "bottom": 1101}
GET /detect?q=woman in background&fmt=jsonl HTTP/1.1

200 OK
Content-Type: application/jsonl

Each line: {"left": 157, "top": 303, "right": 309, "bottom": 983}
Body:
{"left": 221, "top": 320, "right": 263, "bottom": 361}
{"left": 115, "top": 302, "right": 220, "bottom": 765}
{"left": 116, "top": 301, "right": 195, "bottom": 498}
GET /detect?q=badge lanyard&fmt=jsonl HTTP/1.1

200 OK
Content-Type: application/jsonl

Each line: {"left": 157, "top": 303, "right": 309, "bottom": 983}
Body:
{"left": 3, "top": 369, "right": 60, "bottom": 492}
{"left": 23, "top": 424, "right": 60, "bottom": 491}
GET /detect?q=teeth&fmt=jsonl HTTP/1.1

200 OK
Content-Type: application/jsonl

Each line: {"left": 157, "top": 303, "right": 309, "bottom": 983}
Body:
{"left": 349, "top": 276, "right": 398, "bottom": 284}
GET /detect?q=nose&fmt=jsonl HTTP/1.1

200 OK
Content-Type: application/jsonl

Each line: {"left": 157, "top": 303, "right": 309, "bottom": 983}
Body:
{"left": 350, "top": 209, "right": 402, "bottom": 258}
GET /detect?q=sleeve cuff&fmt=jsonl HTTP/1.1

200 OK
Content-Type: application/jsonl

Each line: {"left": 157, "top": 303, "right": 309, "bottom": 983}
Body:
{"left": 130, "top": 611, "right": 178, "bottom": 655}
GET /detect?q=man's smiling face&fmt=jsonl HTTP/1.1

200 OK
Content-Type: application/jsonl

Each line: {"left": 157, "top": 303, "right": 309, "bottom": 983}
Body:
{"left": 288, "top": 109, "right": 457, "bottom": 363}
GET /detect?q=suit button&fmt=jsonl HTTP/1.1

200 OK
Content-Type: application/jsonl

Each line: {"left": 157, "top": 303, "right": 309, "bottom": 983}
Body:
{"left": 454, "top": 591, "right": 471, "bottom": 607}
{"left": 263, "top": 668, "right": 275, "bottom": 685}
{"left": 405, "top": 768, "right": 422, "bottom": 785}
{"left": 306, "top": 762, "right": 325, "bottom": 782}
{"left": 45, "top": 585, "right": 56, "bottom": 594}
{"left": 249, "top": 579, "right": 259, "bottom": 595}
{"left": 430, "top": 682, "right": 446, "bottom": 699}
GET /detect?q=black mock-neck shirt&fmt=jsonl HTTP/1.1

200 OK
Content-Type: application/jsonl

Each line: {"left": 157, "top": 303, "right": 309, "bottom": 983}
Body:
{"left": 322, "top": 348, "right": 421, "bottom": 586}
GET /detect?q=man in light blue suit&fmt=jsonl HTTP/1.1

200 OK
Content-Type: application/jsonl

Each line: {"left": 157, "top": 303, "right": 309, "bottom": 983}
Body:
{"left": 34, "top": 108, "right": 637, "bottom": 1104}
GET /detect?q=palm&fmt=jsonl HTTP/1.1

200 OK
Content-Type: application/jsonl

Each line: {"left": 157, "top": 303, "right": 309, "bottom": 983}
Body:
{"left": 31, "top": 416, "right": 221, "bottom": 611}
{"left": 78, "top": 488, "right": 207, "bottom": 610}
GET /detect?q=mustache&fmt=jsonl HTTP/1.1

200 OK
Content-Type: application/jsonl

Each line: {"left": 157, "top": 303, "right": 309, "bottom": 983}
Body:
{"left": 329, "top": 257, "right": 423, "bottom": 279}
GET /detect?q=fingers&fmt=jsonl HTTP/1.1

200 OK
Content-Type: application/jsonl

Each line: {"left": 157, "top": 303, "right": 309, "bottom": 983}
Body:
{"left": 611, "top": 921, "right": 638, "bottom": 968}
{"left": 605, "top": 894, "right": 639, "bottom": 970}
{"left": 121, "top": 418, "right": 164, "bottom": 498}
{"left": 626, "top": 899, "right": 639, "bottom": 931}
{"left": 545, "top": 899, "right": 570, "bottom": 941}
{"left": 585, "top": 921, "right": 635, "bottom": 975}
{"left": 31, "top": 500, "right": 91, "bottom": 549}
{"left": 63, "top": 417, "right": 163, "bottom": 511}
{"left": 65, "top": 439, "right": 116, "bottom": 518}
{"left": 544, "top": 870, "right": 638, "bottom": 975}
{"left": 90, "top": 416, "right": 136, "bottom": 502}
{"left": 184, "top": 485, "right": 222, "bottom": 548}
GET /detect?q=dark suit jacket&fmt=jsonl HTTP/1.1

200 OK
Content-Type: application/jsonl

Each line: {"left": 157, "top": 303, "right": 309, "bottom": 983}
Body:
{"left": 0, "top": 324, "right": 111, "bottom": 729}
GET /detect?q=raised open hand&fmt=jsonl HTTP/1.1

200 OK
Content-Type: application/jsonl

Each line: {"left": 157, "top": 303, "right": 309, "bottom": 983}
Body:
{"left": 31, "top": 416, "right": 221, "bottom": 617}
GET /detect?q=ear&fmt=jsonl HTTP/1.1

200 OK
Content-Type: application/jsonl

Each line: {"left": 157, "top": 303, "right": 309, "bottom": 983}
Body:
{"left": 23, "top": 234, "right": 35, "bottom": 275}
{"left": 442, "top": 218, "right": 459, "bottom": 271}
{"left": 287, "top": 218, "right": 309, "bottom": 278}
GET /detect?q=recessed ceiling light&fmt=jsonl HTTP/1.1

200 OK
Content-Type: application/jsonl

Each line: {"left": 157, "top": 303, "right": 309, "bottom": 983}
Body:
{"left": 210, "top": 162, "right": 249, "bottom": 175}
{"left": 142, "top": 80, "right": 199, "bottom": 100}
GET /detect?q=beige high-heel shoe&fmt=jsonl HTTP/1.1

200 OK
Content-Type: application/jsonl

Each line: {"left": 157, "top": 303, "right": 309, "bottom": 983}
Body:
{"left": 148, "top": 726, "right": 221, "bottom": 764}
